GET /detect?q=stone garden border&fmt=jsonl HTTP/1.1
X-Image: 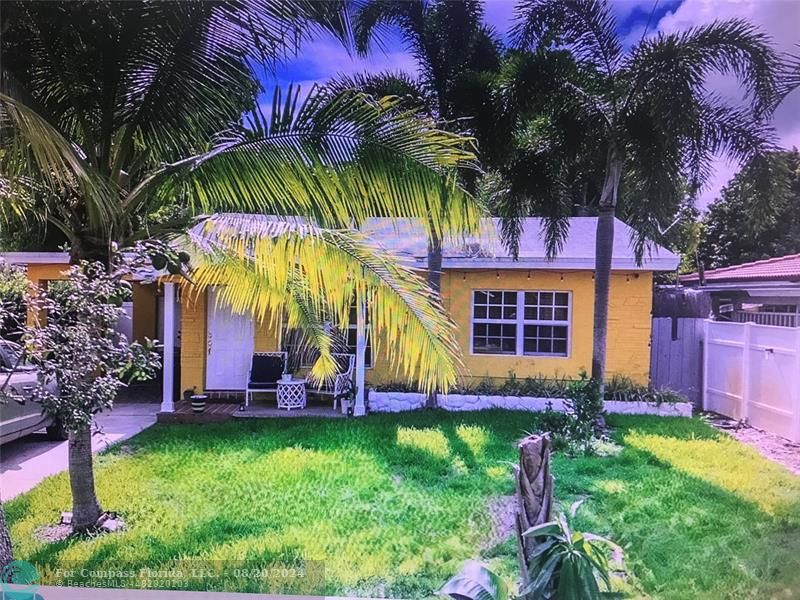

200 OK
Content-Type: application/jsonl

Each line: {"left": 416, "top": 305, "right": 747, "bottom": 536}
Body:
{"left": 368, "top": 391, "right": 693, "bottom": 417}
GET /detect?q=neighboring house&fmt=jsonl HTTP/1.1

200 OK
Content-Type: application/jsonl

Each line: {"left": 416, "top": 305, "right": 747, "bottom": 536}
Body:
{"left": 680, "top": 253, "right": 800, "bottom": 327}
{"left": 170, "top": 217, "right": 678, "bottom": 404}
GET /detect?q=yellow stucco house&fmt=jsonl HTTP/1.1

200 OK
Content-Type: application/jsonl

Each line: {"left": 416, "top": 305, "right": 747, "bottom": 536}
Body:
{"left": 172, "top": 217, "right": 677, "bottom": 408}
{"left": 4, "top": 217, "right": 679, "bottom": 416}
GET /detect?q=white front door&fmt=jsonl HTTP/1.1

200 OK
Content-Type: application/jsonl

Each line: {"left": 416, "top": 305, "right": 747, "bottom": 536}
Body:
{"left": 206, "top": 288, "right": 254, "bottom": 390}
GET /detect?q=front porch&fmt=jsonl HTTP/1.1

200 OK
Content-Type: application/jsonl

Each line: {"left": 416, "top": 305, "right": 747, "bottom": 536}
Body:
{"left": 158, "top": 282, "right": 369, "bottom": 418}
{"left": 158, "top": 398, "right": 345, "bottom": 423}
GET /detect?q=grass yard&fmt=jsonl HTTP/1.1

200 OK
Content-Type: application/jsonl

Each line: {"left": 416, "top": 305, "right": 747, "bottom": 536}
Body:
{"left": 6, "top": 411, "right": 800, "bottom": 598}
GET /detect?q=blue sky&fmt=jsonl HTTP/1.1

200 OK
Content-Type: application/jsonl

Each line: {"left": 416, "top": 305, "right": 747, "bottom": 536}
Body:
{"left": 265, "top": 0, "right": 800, "bottom": 208}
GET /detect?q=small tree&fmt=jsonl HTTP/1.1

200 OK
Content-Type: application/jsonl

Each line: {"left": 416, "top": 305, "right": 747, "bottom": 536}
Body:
{"left": 9, "top": 260, "right": 159, "bottom": 532}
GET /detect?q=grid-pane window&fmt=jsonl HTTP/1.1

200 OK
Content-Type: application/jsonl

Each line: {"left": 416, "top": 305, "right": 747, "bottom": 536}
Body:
{"left": 472, "top": 291, "right": 518, "bottom": 355}
{"left": 522, "top": 291, "right": 570, "bottom": 356}
{"left": 472, "top": 290, "right": 570, "bottom": 357}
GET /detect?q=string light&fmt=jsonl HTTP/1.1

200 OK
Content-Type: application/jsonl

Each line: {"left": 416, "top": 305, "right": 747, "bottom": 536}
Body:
{"left": 560, "top": 273, "right": 564, "bottom": 281}
{"left": 462, "top": 272, "right": 466, "bottom": 281}
{"left": 527, "top": 270, "right": 531, "bottom": 280}
{"left": 496, "top": 270, "right": 500, "bottom": 279}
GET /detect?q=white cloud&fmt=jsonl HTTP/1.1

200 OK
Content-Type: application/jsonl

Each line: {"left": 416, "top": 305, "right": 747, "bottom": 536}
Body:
{"left": 654, "top": 0, "right": 800, "bottom": 208}
{"left": 269, "top": 34, "right": 420, "bottom": 90}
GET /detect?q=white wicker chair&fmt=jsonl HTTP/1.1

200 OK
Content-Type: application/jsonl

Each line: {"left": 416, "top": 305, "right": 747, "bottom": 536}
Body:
{"left": 316, "top": 353, "right": 355, "bottom": 410}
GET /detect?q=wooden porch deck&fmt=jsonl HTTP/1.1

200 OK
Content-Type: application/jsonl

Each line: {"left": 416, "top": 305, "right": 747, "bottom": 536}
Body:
{"left": 157, "top": 400, "right": 344, "bottom": 423}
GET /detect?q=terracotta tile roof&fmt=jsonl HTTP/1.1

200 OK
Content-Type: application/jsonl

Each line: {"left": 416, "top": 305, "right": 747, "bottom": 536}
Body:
{"left": 681, "top": 253, "right": 800, "bottom": 283}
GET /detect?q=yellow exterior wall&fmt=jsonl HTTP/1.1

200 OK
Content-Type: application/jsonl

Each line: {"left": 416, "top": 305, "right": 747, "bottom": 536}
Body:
{"left": 176, "top": 269, "right": 655, "bottom": 392}
{"left": 131, "top": 282, "right": 158, "bottom": 343}
{"left": 254, "top": 318, "right": 280, "bottom": 352}
{"left": 606, "top": 271, "right": 653, "bottom": 384}
{"left": 442, "top": 270, "right": 594, "bottom": 385}
{"left": 179, "top": 287, "right": 207, "bottom": 394}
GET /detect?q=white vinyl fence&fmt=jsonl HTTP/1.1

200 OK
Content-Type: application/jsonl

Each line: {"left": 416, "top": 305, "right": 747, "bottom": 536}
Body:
{"left": 703, "top": 320, "right": 800, "bottom": 442}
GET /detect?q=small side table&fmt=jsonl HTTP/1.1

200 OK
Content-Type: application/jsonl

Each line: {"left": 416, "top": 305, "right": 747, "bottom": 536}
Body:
{"left": 276, "top": 378, "right": 307, "bottom": 410}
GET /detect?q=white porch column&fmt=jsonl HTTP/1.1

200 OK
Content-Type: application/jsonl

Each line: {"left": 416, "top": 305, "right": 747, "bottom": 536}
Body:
{"left": 161, "top": 282, "right": 176, "bottom": 413}
{"left": 353, "top": 297, "right": 367, "bottom": 417}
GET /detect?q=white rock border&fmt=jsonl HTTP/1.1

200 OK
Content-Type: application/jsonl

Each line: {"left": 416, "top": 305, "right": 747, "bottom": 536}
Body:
{"left": 368, "top": 391, "right": 692, "bottom": 417}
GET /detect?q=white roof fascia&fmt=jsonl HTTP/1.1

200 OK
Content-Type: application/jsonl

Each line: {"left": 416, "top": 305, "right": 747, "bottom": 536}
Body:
{"left": 433, "top": 256, "right": 679, "bottom": 271}
{"left": 0, "top": 252, "right": 70, "bottom": 265}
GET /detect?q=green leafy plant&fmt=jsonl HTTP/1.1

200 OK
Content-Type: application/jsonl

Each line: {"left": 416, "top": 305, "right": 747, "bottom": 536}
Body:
{"left": 439, "top": 560, "right": 509, "bottom": 600}
{"left": 520, "top": 501, "right": 620, "bottom": 599}
{"left": 604, "top": 374, "right": 687, "bottom": 405}
{"left": 562, "top": 372, "right": 604, "bottom": 455}
{"left": 440, "top": 503, "right": 620, "bottom": 600}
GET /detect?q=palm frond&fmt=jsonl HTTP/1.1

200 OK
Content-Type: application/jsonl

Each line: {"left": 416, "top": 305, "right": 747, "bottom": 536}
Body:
{"left": 0, "top": 90, "right": 114, "bottom": 231}
{"left": 327, "top": 71, "right": 432, "bottom": 115}
{"left": 623, "top": 19, "right": 782, "bottom": 117}
{"left": 512, "top": 0, "right": 622, "bottom": 77}
{"left": 184, "top": 214, "right": 463, "bottom": 393}
{"left": 354, "top": 0, "right": 427, "bottom": 57}
{"left": 134, "top": 85, "right": 482, "bottom": 242}
{"left": 777, "top": 45, "right": 800, "bottom": 101}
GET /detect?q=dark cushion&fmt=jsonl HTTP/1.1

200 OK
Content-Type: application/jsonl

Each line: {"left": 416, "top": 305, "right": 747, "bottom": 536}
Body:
{"left": 250, "top": 355, "right": 284, "bottom": 384}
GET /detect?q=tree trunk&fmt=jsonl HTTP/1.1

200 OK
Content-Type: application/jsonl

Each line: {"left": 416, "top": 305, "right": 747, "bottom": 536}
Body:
{"left": 514, "top": 434, "right": 553, "bottom": 585}
{"left": 68, "top": 425, "right": 101, "bottom": 531}
{"left": 426, "top": 229, "right": 443, "bottom": 408}
{"left": 592, "top": 207, "right": 615, "bottom": 384}
{"left": 592, "top": 155, "right": 622, "bottom": 391}
{"left": 0, "top": 501, "right": 13, "bottom": 572}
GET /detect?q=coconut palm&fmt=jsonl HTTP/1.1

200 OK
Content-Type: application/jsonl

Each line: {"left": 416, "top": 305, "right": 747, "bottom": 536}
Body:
{"left": 1, "top": 1, "right": 481, "bottom": 531}
{"left": 506, "top": 0, "right": 781, "bottom": 387}
{"left": 353, "top": 0, "right": 503, "bottom": 294}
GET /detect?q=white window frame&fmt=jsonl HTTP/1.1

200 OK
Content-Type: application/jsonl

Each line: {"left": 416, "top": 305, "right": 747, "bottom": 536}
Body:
{"left": 470, "top": 289, "right": 571, "bottom": 358}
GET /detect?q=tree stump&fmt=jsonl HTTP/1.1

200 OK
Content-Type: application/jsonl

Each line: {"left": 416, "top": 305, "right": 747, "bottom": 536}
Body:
{"left": 514, "top": 434, "right": 553, "bottom": 585}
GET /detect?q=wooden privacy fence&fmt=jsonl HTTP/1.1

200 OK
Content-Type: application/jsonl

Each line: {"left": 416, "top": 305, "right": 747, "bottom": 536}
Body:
{"left": 704, "top": 320, "right": 800, "bottom": 442}
{"left": 650, "top": 317, "right": 704, "bottom": 405}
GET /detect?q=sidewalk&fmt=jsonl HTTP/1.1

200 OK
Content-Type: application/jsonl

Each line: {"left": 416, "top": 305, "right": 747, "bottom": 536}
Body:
{"left": 0, "top": 403, "right": 160, "bottom": 500}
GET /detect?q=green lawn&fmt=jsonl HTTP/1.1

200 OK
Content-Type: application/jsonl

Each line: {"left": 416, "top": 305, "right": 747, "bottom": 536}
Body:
{"left": 6, "top": 411, "right": 800, "bottom": 598}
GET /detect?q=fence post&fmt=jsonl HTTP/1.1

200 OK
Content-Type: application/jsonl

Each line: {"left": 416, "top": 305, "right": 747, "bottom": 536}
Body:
{"left": 702, "top": 319, "right": 710, "bottom": 411}
{"left": 741, "top": 321, "right": 752, "bottom": 422}
{"left": 793, "top": 327, "right": 800, "bottom": 443}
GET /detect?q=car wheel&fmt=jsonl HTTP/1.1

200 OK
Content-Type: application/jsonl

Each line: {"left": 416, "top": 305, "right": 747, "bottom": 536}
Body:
{"left": 46, "top": 421, "right": 68, "bottom": 441}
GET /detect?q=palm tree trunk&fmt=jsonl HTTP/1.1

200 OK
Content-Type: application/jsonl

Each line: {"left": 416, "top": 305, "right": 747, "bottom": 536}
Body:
{"left": 68, "top": 425, "right": 101, "bottom": 531}
{"left": 592, "top": 155, "right": 622, "bottom": 391}
{"left": 0, "top": 501, "right": 13, "bottom": 571}
{"left": 426, "top": 229, "right": 443, "bottom": 408}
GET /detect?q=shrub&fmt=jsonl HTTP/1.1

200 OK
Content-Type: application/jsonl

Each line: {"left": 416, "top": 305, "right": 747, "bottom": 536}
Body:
{"left": 604, "top": 374, "right": 687, "bottom": 404}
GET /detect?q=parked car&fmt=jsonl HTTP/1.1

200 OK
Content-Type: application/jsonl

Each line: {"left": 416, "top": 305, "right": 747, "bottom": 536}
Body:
{"left": 0, "top": 339, "right": 66, "bottom": 445}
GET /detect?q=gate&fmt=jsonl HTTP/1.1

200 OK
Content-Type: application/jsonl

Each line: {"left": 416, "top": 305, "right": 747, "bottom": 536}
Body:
{"left": 704, "top": 320, "right": 800, "bottom": 442}
{"left": 650, "top": 317, "right": 704, "bottom": 405}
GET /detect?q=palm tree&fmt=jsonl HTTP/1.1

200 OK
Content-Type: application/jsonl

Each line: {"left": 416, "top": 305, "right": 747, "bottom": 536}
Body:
{"left": 353, "top": 0, "right": 503, "bottom": 294}
{"left": 1, "top": 1, "right": 481, "bottom": 531}
{"left": 506, "top": 0, "right": 781, "bottom": 388}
